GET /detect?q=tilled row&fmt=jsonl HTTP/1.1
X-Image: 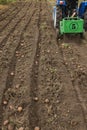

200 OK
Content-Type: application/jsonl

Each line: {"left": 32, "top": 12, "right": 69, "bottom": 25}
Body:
{"left": 0, "top": 2, "right": 22, "bottom": 15}
{"left": 35, "top": 2, "right": 87, "bottom": 130}
{"left": 0, "top": 2, "right": 32, "bottom": 71}
{"left": 0, "top": 2, "right": 24, "bottom": 22}
{"left": 58, "top": 42, "right": 87, "bottom": 127}
{"left": 28, "top": 2, "right": 42, "bottom": 130}
{"left": 0, "top": 1, "right": 39, "bottom": 129}
{"left": 0, "top": 4, "right": 11, "bottom": 15}
{"left": 0, "top": 2, "right": 31, "bottom": 48}
{"left": 0, "top": 2, "right": 25, "bottom": 31}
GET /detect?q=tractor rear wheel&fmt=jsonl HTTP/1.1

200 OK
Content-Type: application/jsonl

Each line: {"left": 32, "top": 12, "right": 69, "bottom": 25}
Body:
{"left": 84, "top": 9, "right": 87, "bottom": 31}
{"left": 56, "top": 6, "right": 62, "bottom": 29}
{"left": 54, "top": 6, "right": 62, "bottom": 39}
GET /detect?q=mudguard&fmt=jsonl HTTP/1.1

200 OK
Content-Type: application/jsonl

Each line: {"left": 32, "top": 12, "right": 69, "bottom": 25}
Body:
{"left": 79, "top": 1, "right": 87, "bottom": 18}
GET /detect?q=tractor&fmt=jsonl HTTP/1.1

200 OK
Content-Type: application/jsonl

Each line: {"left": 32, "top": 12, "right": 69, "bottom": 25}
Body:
{"left": 53, "top": 0, "right": 87, "bottom": 39}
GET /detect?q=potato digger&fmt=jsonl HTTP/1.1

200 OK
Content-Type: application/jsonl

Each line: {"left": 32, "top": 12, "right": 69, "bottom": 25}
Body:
{"left": 53, "top": 0, "right": 87, "bottom": 39}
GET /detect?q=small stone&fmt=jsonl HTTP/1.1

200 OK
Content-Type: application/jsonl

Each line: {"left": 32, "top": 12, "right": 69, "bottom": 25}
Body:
{"left": 3, "top": 120, "right": 9, "bottom": 126}
{"left": 54, "top": 114, "right": 57, "bottom": 118}
{"left": 0, "top": 50, "right": 2, "bottom": 53}
{"left": 18, "top": 107, "right": 23, "bottom": 112}
{"left": 9, "top": 105, "right": 13, "bottom": 110}
{"left": 20, "top": 79, "right": 24, "bottom": 82}
{"left": 35, "top": 61, "right": 38, "bottom": 65}
{"left": 65, "top": 62, "right": 68, "bottom": 65}
{"left": 78, "top": 65, "right": 81, "bottom": 68}
{"left": 21, "top": 55, "right": 24, "bottom": 58}
{"left": 34, "top": 126, "right": 40, "bottom": 130}
{"left": 16, "top": 51, "right": 19, "bottom": 54}
{"left": 34, "top": 97, "right": 38, "bottom": 101}
{"left": 37, "top": 54, "right": 39, "bottom": 57}
{"left": 8, "top": 88, "right": 11, "bottom": 92}
{"left": 19, "top": 76, "right": 22, "bottom": 79}
{"left": 80, "top": 68, "right": 83, "bottom": 71}
{"left": 18, "top": 59, "right": 21, "bottom": 62}
{"left": 21, "top": 43, "right": 24, "bottom": 46}
{"left": 67, "top": 110, "right": 70, "bottom": 113}
{"left": 56, "top": 100, "right": 60, "bottom": 103}
{"left": 47, "top": 50, "right": 50, "bottom": 53}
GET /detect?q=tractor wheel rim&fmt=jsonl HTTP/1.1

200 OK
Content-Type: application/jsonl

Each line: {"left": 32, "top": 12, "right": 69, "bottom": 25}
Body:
{"left": 54, "top": 12, "right": 56, "bottom": 28}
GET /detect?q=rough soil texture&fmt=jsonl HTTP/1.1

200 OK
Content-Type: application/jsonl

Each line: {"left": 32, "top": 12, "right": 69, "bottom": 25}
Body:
{"left": 0, "top": 0, "right": 87, "bottom": 130}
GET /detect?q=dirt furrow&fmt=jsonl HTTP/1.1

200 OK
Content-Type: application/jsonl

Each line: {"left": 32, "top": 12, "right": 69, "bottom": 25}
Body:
{"left": 57, "top": 41, "right": 87, "bottom": 126}
{"left": 0, "top": 2, "right": 33, "bottom": 68}
{"left": 0, "top": 7, "right": 16, "bottom": 21}
{"left": 28, "top": 2, "right": 41, "bottom": 130}
{"left": 0, "top": 5, "right": 10, "bottom": 15}
{"left": 0, "top": 2, "right": 23, "bottom": 22}
{"left": 0, "top": 2, "right": 25, "bottom": 31}
{"left": 36, "top": 1, "right": 86, "bottom": 130}
{"left": 0, "top": 2, "right": 27, "bottom": 31}
{"left": 0, "top": 2, "right": 32, "bottom": 49}
{"left": 0, "top": 2, "right": 25, "bottom": 15}
{"left": 0, "top": 2, "right": 37, "bottom": 129}
{"left": 2, "top": 2, "right": 37, "bottom": 104}
{"left": 1, "top": 2, "right": 41, "bottom": 129}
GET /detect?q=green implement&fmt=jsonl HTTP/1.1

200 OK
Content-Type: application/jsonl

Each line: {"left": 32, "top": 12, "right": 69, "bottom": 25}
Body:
{"left": 60, "top": 17, "right": 84, "bottom": 34}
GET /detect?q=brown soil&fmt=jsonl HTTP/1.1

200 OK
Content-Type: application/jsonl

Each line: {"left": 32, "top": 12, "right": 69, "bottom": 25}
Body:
{"left": 0, "top": 0, "right": 87, "bottom": 130}
{"left": 0, "top": 5, "right": 8, "bottom": 10}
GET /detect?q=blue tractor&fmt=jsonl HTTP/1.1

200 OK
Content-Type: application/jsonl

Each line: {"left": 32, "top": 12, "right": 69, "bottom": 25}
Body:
{"left": 53, "top": 0, "right": 87, "bottom": 38}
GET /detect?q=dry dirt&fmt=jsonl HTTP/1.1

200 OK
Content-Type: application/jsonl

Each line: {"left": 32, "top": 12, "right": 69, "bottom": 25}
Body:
{"left": 0, "top": 0, "right": 87, "bottom": 130}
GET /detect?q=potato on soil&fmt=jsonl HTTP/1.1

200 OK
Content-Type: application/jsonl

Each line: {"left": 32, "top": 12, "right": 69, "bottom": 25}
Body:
{"left": 34, "top": 126, "right": 40, "bottom": 130}
{"left": 10, "top": 72, "right": 14, "bottom": 76}
{"left": 7, "top": 123, "right": 15, "bottom": 130}
{"left": 44, "top": 99, "right": 49, "bottom": 103}
{"left": 9, "top": 105, "right": 14, "bottom": 110}
{"left": 34, "top": 97, "right": 39, "bottom": 101}
{"left": 35, "top": 61, "right": 38, "bottom": 65}
{"left": 21, "top": 43, "right": 24, "bottom": 46}
{"left": 18, "top": 127, "right": 24, "bottom": 130}
{"left": 3, "top": 100, "right": 8, "bottom": 105}
{"left": 15, "top": 84, "right": 20, "bottom": 89}
{"left": 17, "top": 107, "right": 23, "bottom": 112}
{"left": 3, "top": 120, "right": 9, "bottom": 126}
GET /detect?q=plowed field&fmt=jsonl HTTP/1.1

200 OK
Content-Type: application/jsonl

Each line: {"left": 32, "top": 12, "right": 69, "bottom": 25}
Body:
{"left": 0, "top": 0, "right": 87, "bottom": 130}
